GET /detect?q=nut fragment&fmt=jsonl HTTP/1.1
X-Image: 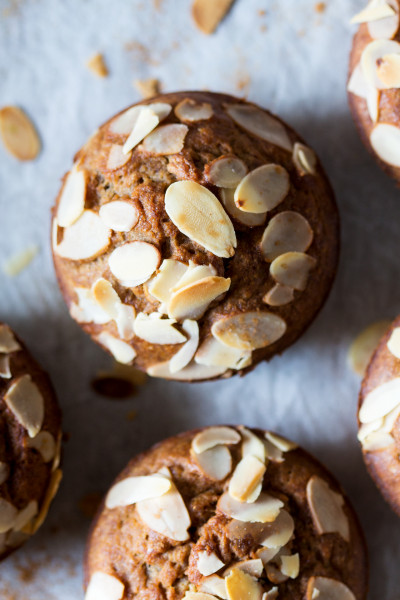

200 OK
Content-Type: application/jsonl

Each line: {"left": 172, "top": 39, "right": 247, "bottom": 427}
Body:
{"left": 32, "top": 468, "right": 62, "bottom": 533}
{"left": 376, "top": 52, "right": 400, "bottom": 87}
{"left": 123, "top": 106, "right": 166, "bottom": 154}
{"left": 192, "top": 444, "right": 233, "bottom": 480}
{"left": 264, "top": 432, "right": 297, "bottom": 452}
{"left": 0, "top": 106, "right": 41, "bottom": 160}
{"left": 92, "top": 278, "right": 135, "bottom": 341}
{"left": 223, "top": 559, "right": 264, "bottom": 578}
{"left": 106, "top": 144, "right": 132, "bottom": 170}
{"left": 27, "top": 431, "right": 56, "bottom": 462}
{"left": 195, "top": 336, "right": 251, "bottom": 370}
{"left": 109, "top": 241, "right": 161, "bottom": 287}
{"left": 217, "top": 491, "right": 283, "bottom": 523}
{"left": 234, "top": 165, "right": 290, "bottom": 214}
{"left": 387, "top": 326, "right": 400, "bottom": 358}
{"left": 263, "top": 284, "right": 295, "bottom": 307}
{"left": 225, "top": 567, "right": 263, "bottom": 600}
{"left": 97, "top": 332, "right": 136, "bottom": 364}
{"left": 270, "top": 252, "right": 316, "bottom": 291}
{"left": 165, "top": 181, "right": 237, "bottom": 258}
{"left": 292, "top": 142, "right": 317, "bottom": 175}
{"left": 205, "top": 156, "right": 248, "bottom": 188}
{"left": 306, "top": 475, "right": 350, "bottom": 541}
{"left": 368, "top": 0, "right": 400, "bottom": 39}
{"left": 141, "top": 123, "right": 188, "bottom": 155}
{"left": 351, "top": 1, "right": 395, "bottom": 23}
{"left": 57, "top": 164, "right": 86, "bottom": 227}
{"left": 191, "top": 0, "right": 234, "bottom": 34}
{"left": 228, "top": 455, "right": 266, "bottom": 503}
{"left": 54, "top": 211, "right": 111, "bottom": 261}
{"left": 99, "top": 201, "right": 139, "bottom": 233}
{"left": 361, "top": 39, "right": 400, "bottom": 89}
{"left": 259, "top": 508, "right": 295, "bottom": 548}
{"left": 279, "top": 554, "right": 299, "bottom": 579}
{"left": 86, "top": 53, "right": 109, "bottom": 77}
{"left": 0, "top": 325, "right": 20, "bottom": 353}
{"left": 348, "top": 320, "right": 390, "bottom": 376}
{"left": 134, "top": 78, "right": 160, "bottom": 99}
{"left": 169, "top": 319, "right": 199, "bottom": 373}
{"left": 211, "top": 312, "right": 287, "bottom": 351}
{"left": 168, "top": 276, "right": 231, "bottom": 321}
{"left": 260, "top": 211, "right": 313, "bottom": 262}
{"left": 184, "top": 594, "right": 219, "bottom": 600}
{"left": 199, "top": 575, "right": 228, "bottom": 599}
{"left": 134, "top": 312, "right": 186, "bottom": 345}
{"left": 370, "top": 122, "right": 400, "bottom": 166}
{"left": 148, "top": 360, "right": 227, "bottom": 380}
{"left": 106, "top": 474, "right": 171, "bottom": 508}
{"left": 0, "top": 499, "right": 17, "bottom": 533}
{"left": 148, "top": 259, "right": 189, "bottom": 304}
{"left": 220, "top": 188, "right": 267, "bottom": 227}
{"left": 306, "top": 576, "right": 356, "bottom": 600}
{"left": 5, "top": 374, "right": 44, "bottom": 438}
{"left": 192, "top": 426, "right": 241, "bottom": 453}
{"left": 13, "top": 500, "right": 38, "bottom": 532}
{"left": 197, "top": 551, "right": 225, "bottom": 576}
{"left": 85, "top": 572, "right": 125, "bottom": 600}
{"left": 224, "top": 104, "right": 292, "bottom": 151}
{"left": 359, "top": 377, "right": 400, "bottom": 422}
{"left": 361, "top": 430, "right": 395, "bottom": 451}
{"left": 175, "top": 97, "right": 214, "bottom": 121}
{"left": 239, "top": 426, "right": 266, "bottom": 462}
{"left": 70, "top": 287, "right": 111, "bottom": 325}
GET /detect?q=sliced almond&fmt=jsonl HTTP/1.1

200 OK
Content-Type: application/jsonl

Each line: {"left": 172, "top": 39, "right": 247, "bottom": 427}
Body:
{"left": 279, "top": 554, "right": 299, "bottom": 579}
{"left": 260, "top": 211, "right": 313, "bottom": 262}
{"left": 197, "top": 551, "right": 225, "bottom": 576}
{"left": 348, "top": 320, "right": 390, "bottom": 376}
{"left": 368, "top": 0, "right": 399, "bottom": 39}
{"left": 13, "top": 500, "right": 38, "bottom": 532}
{"left": 370, "top": 122, "right": 400, "bottom": 166}
{"left": 85, "top": 572, "right": 125, "bottom": 600}
{"left": 192, "top": 445, "right": 233, "bottom": 480}
{"left": 234, "top": 164, "right": 290, "bottom": 214}
{"left": 306, "top": 475, "right": 350, "bottom": 542}
{"left": 0, "top": 325, "right": 20, "bottom": 353}
{"left": 0, "top": 359, "right": 11, "bottom": 379}
{"left": 217, "top": 491, "right": 283, "bottom": 523}
{"left": 199, "top": 575, "right": 228, "bottom": 599}
{"left": 211, "top": 312, "right": 287, "bottom": 351}
{"left": 264, "top": 432, "right": 297, "bottom": 453}
{"left": 347, "top": 63, "right": 370, "bottom": 98}
{"left": 270, "top": 251, "right": 316, "bottom": 291}
{"left": 3, "top": 244, "right": 39, "bottom": 277}
{"left": 265, "top": 563, "right": 288, "bottom": 584}
{"left": 195, "top": 336, "right": 251, "bottom": 370}
{"left": 5, "top": 374, "right": 44, "bottom": 438}
{"left": 56, "top": 164, "right": 86, "bottom": 227}
{"left": 108, "top": 241, "right": 160, "bottom": 287}
{"left": 0, "top": 462, "right": 9, "bottom": 485}
{"left": 376, "top": 52, "right": 400, "bottom": 87}
{"left": 192, "top": 426, "right": 241, "bottom": 453}
{"left": 54, "top": 210, "right": 111, "bottom": 261}
{"left": 387, "top": 326, "right": 400, "bottom": 357}
{"left": 184, "top": 594, "right": 219, "bottom": 600}
{"left": 292, "top": 142, "right": 317, "bottom": 175}
{"left": 106, "top": 144, "right": 132, "bottom": 170}
{"left": 0, "top": 106, "right": 40, "bottom": 161}
{"left": 147, "top": 360, "right": 227, "bottom": 380}
{"left": 359, "top": 377, "right": 400, "bottom": 422}
{"left": 170, "top": 319, "right": 199, "bottom": 373}
{"left": 27, "top": 431, "right": 56, "bottom": 463}
{"left": 136, "top": 468, "right": 191, "bottom": 541}
{"left": 0, "top": 499, "right": 18, "bottom": 533}
{"left": 256, "top": 547, "right": 280, "bottom": 565}
{"left": 111, "top": 103, "right": 172, "bottom": 134}
{"left": 106, "top": 474, "right": 171, "bottom": 509}
{"left": 148, "top": 259, "right": 189, "bottom": 304}
{"left": 220, "top": 188, "right": 267, "bottom": 227}
{"left": 239, "top": 427, "right": 266, "bottom": 462}
{"left": 97, "top": 332, "right": 136, "bottom": 364}
{"left": 134, "top": 312, "right": 186, "bottom": 344}
{"left": 191, "top": 0, "right": 234, "bottom": 34}
{"left": 366, "top": 85, "right": 380, "bottom": 122}
{"left": 259, "top": 508, "right": 295, "bottom": 548}
{"left": 228, "top": 455, "right": 266, "bottom": 503}
{"left": 32, "top": 468, "right": 62, "bottom": 533}
{"left": 122, "top": 104, "right": 170, "bottom": 154}
{"left": 223, "top": 558, "right": 264, "bottom": 579}
{"left": 361, "top": 39, "right": 400, "bottom": 89}
{"left": 351, "top": 1, "right": 395, "bottom": 23}
{"left": 361, "top": 430, "right": 395, "bottom": 451}
{"left": 70, "top": 287, "right": 111, "bottom": 324}
{"left": 306, "top": 576, "right": 356, "bottom": 600}
{"left": 165, "top": 181, "right": 236, "bottom": 258}
{"left": 225, "top": 567, "right": 263, "bottom": 600}
{"left": 141, "top": 123, "right": 188, "bottom": 155}
{"left": 262, "top": 588, "right": 278, "bottom": 600}
{"left": 171, "top": 263, "right": 217, "bottom": 292}
{"left": 168, "top": 276, "right": 231, "bottom": 321}
{"left": 92, "top": 278, "right": 122, "bottom": 319}
{"left": 224, "top": 104, "right": 292, "bottom": 152}
{"left": 357, "top": 418, "right": 384, "bottom": 443}
{"left": 205, "top": 156, "right": 248, "bottom": 188}
{"left": 263, "top": 284, "right": 295, "bottom": 307}
{"left": 86, "top": 52, "right": 108, "bottom": 77}
{"left": 175, "top": 98, "right": 214, "bottom": 121}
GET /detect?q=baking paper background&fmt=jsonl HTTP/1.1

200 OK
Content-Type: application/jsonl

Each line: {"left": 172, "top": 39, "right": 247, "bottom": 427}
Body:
{"left": 0, "top": 0, "right": 399, "bottom": 597}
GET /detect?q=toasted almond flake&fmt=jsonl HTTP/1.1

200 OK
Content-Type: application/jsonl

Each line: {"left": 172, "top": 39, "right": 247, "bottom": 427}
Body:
{"left": 86, "top": 52, "right": 108, "bottom": 77}
{"left": 192, "top": 444, "right": 233, "bottom": 480}
{"left": 279, "top": 554, "right": 299, "bottom": 579}
{"left": 191, "top": 0, "right": 234, "bottom": 34}
{"left": 0, "top": 325, "right": 20, "bottom": 353}
{"left": 134, "top": 78, "right": 160, "bottom": 99}
{"left": 171, "top": 263, "right": 217, "bottom": 292}
{"left": 228, "top": 455, "right": 266, "bottom": 503}
{"left": 361, "top": 430, "right": 395, "bottom": 451}
{"left": 0, "top": 462, "right": 9, "bottom": 485}
{"left": 0, "top": 499, "right": 18, "bottom": 533}
{"left": 358, "top": 417, "right": 384, "bottom": 443}
{"left": 292, "top": 142, "right": 317, "bottom": 175}
{"left": 225, "top": 567, "right": 263, "bottom": 600}
{"left": 148, "top": 259, "right": 189, "bottom": 304}
{"left": 108, "top": 241, "right": 161, "bottom": 287}
{"left": 97, "top": 332, "right": 136, "bottom": 364}
{"left": 263, "top": 283, "right": 295, "bottom": 307}
{"left": 361, "top": 39, "right": 400, "bottom": 89}
{"left": 123, "top": 107, "right": 160, "bottom": 154}
{"left": 256, "top": 546, "right": 280, "bottom": 565}
{"left": 218, "top": 491, "right": 283, "bottom": 523}
{"left": 106, "top": 474, "right": 171, "bottom": 509}
{"left": 306, "top": 576, "right": 356, "bottom": 600}
{"left": 134, "top": 312, "right": 186, "bottom": 344}
{"left": 376, "top": 52, "right": 400, "bottom": 87}
{"left": 170, "top": 319, "right": 199, "bottom": 373}
{"left": 195, "top": 336, "right": 251, "bottom": 370}
{"left": 262, "top": 587, "right": 278, "bottom": 600}
{"left": 165, "top": 181, "right": 236, "bottom": 258}
{"left": 175, "top": 98, "right": 214, "bottom": 121}
{"left": 351, "top": 0, "right": 395, "bottom": 23}
{"left": 57, "top": 165, "right": 86, "bottom": 227}
{"left": 359, "top": 377, "right": 400, "bottom": 422}
{"left": 85, "top": 572, "right": 125, "bottom": 600}
{"left": 5, "top": 374, "right": 44, "bottom": 438}
{"left": 27, "top": 431, "right": 56, "bottom": 463}
{"left": 347, "top": 63, "right": 370, "bottom": 98}
{"left": 367, "top": 85, "right": 380, "bottom": 122}
{"left": 55, "top": 210, "right": 111, "bottom": 261}
{"left": 270, "top": 251, "right": 316, "bottom": 291}
{"left": 3, "top": 244, "right": 39, "bottom": 277}
{"left": 387, "top": 326, "right": 400, "bottom": 357}
{"left": 234, "top": 164, "right": 290, "bottom": 214}
{"left": 263, "top": 439, "right": 284, "bottom": 462}
{"left": 265, "top": 432, "right": 297, "bottom": 452}
{"left": 306, "top": 475, "right": 349, "bottom": 542}
{"left": 148, "top": 360, "right": 227, "bottom": 380}
{"left": 259, "top": 508, "right": 295, "bottom": 548}
{"left": 211, "top": 311, "right": 287, "bottom": 351}
{"left": 220, "top": 188, "right": 267, "bottom": 227}
{"left": 106, "top": 144, "right": 132, "bottom": 170}
{"left": 260, "top": 211, "right": 313, "bottom": 262}
{"left": 70, "top": 287, "right": 111, "bottom": 324}
{"left": 199, "top": 575, "right": 228, "bottom": 599}
{"left": 0, "top": 106, "right": 40, "bottom": 161}
{"left": 13, "top": 500, "right": 38, "bottom": 532}
{"left": 141, "top": 123, "right": 188, "bottom": 155}
{"left": 265, "top": 563, "right": 288, "bottom": 584}
{"left": 239, "top": 426, "right": 266, "bottom": 462}
{"left": 168, "top": 276, "right": 231, "bottom": 321}
{"left": 31, "top": 468, "right": 61, "bottom": 533}
{"left": 92, "top": 278, "right": 122, "bottom": 319}
{"left": 136, "top": 468, "right": 191, "bottom": 541}
{"left": 370, "top": 122, "right": 400, "bottom": 166}
{"left": 110, "top": 102, "right": 171, "bottom": 135}
{"left": 192, "top": 426, "right": 241, "bottom": 453}
{"left": 197, "top": 551, "right": 225, "bottom": 576}
{"left": 0, "top": 357, "right": 11, "bottom": 379}
{"left": 348, "top": 320, "right": 390, "bottom": 376}
{"left": 368, "top": 0, "right": 399, "bottom": 38}
{"left": 223, "top": 559, "right": 264, "bottom": 579}
{"left": 206, "top": 156, "right": 248, "bottom": 188}
{"left": 184, "top": 594, "right": 219, "bottom": 600}
{"left": 224, "top": 104, "right": 292, "bottom": 151}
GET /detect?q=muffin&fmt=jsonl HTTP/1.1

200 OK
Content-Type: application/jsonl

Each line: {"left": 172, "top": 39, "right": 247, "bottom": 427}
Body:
{"left": 348, "top": 1, "right": 400, "bottom": 180}
{"left": 52, "top": 91, "right": 339, "bottom": 382}
{"left": 358, "top": 315, "right": 400, "bottom": 515}
{"left": 0, "top": 323, "right": 62, "bottom": 559}
{"left": 84, "top": 425, "right": 368, "bottom": 600}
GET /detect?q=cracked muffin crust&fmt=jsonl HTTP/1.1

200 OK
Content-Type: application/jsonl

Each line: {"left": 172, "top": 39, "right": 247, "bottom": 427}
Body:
{"left": 0, "top": 323, "right": 62, "bottom": 560}
{"left": 52, "top": 91, "right": 339, "bottom": 382}
{"left": 84, "top": 426, "right": 368, "bottom": 600}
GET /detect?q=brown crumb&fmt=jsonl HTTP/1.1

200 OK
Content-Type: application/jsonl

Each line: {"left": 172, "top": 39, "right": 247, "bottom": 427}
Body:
{"left": 124, "top": 41, "right": 159, "bottom": 66}
{"left": 236, "top": 74, "right": 251, "bottom": 92}
{"left": 79, "top": 492, "right": 103, "bottom": 519}
{"left": 91, "top": 376, "right": 136, "bottom": 399}
{"left": 258, "top": 9, "right": 266, "bottom": 16}
{"left": 86, "top": 53, "right": 109, "bottom": 78}
{"left": 314, "top": 2, "right": 326, "bottom": 13}
{"left": 192, "top": 0, "right": 235, "bottom": 34}
{"left": 260, "top": 24, "right": 267, "bottom": 32}
{"left": 134, "top": 78, "right": 161, "bottom": 99}
{"left": 153, "top": 0, "right": 163, "bottom": 9}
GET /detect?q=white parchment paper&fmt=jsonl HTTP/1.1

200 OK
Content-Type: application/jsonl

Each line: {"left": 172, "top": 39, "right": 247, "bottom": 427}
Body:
{"left": 0, "top": 0, "right": 400, "bottom": 597}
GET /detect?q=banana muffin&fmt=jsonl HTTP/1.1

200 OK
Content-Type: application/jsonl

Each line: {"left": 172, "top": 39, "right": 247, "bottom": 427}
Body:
{"left": 52, "top": 91, "right": 339, "bottom": 382}
{"left": 358, "top": 315, "right": 400, "bottom": 515}
{"left": 0, "top": 323, "right": 62, "bottom": 560}
{"left": 84, "top": 425, "right": 368, "bottom": 600}
{"left": 348, "top": 0, "right": 400, "bottom": 180}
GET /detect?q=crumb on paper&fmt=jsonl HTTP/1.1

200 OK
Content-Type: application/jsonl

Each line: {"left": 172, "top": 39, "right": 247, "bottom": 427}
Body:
{"left": 2, "top": 244, "right": 39, "bottom": 276}
{"left": 124, "top": 41, "right": 159, "bottom": 66}
{"left": 79, "top": 492, "right": 103, "bottom": 518}
{"left": 236, "top": 73, "right": 251, "bottom": 93}
{"left": 153, "top": 0, "right": 163, "bottom": 10}
{"left": 86, "top": 53, "right": 109, "bottom": 78}
{"left": 258, "top": 9, "right": 266, "bottom": 17}
{"left": 314, "top": 2, "right": 326, "bottom": 13}
{"left": 192, "top": 0, "right": 235, "bottom": 34}
{"left": 134, "top": 78, "right": 161, "bottom": 99}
